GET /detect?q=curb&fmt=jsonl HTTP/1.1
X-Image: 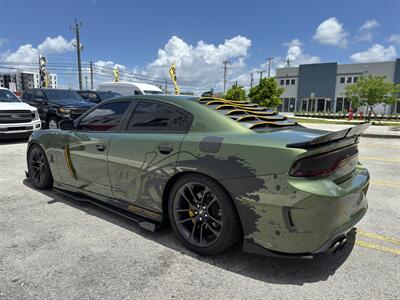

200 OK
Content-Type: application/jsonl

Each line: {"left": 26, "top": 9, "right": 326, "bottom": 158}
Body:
{"left": 362, "top": 133, "right": 399, "bottom": 139}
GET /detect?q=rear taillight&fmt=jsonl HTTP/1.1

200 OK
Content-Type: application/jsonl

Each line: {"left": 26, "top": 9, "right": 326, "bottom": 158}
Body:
{"left": 289, "top": 146, "right": 358, "bottom": 177}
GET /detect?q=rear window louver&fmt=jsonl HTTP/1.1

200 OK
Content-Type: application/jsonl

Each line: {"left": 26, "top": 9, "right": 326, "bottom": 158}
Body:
{"left": 198, "top": 97, "right": 297, "bottom": 129}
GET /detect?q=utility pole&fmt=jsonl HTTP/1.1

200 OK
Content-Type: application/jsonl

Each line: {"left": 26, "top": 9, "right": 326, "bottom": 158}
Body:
{"left": 266, "top": 57, "right": 274, "bottom": 78}
{"left": 164, "top": 78, "right": 168, "bottom": 94}
{"left": 70, "top": 19, "right": 83, "bottom": 90}
{"left": 250, "top": 72, "right": 254, "bottom": 88}
{"left": 222, "top": 59, "right": 231, "bottom": 93}
{"left": 257, "top": 70, "right": 265, "bottom": 82}
{"left": 84, "top": 75, "right": 88, "bottom": 90}
{"left": 90, "top": 61, "right": 93, "bottom": 90}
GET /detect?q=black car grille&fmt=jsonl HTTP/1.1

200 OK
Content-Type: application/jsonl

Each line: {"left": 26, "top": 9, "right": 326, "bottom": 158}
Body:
{"left": 0, "top": 110, "right": 33, "bottom": 124}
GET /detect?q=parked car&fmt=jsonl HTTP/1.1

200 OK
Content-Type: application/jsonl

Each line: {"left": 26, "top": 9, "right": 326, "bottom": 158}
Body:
{"left": 26, "top": 95, "right": 369, "bottom": 257}
{"left": 22, "top": 88, "right": 95, "bottom": 129}
{"left": 98, "top": 81, "right": 163, "bottom": 96}
{"left": 0, "top": 87, "right": 41, "bottom": 139}
{"left": 77, "top": 90, "right": 122, "bottom": 103}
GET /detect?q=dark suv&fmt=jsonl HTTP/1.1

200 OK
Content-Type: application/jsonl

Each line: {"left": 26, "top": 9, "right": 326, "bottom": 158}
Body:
{"left": 77, "top": 90, "right": 121, "bottom": 103}
{"left": 22, "top": 88, "right": 96, "bottom": 129}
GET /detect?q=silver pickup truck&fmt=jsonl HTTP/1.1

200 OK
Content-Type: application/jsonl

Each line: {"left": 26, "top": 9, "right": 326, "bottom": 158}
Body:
{"left": 0, "top": 87, "right": 41, "bottom": 139}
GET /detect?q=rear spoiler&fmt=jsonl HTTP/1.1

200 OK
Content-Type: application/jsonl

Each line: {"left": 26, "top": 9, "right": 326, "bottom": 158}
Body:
{"left": 287, "top": 122, "right": 370, "bottom": 148}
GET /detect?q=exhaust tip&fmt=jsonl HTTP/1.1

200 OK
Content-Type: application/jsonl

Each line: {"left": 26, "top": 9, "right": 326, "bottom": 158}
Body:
{"left": 327, "top": 237, "right": 347, "bottom": 255}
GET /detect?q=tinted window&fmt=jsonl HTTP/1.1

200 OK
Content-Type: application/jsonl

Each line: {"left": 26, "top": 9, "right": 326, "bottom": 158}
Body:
{"left": 127, "top": 101, "right": 191, "bottom": 133}
{"left": 280, "top": 79, "right": 284, "bottom": 85}
{"left": 285, "top": 79, "right": 290, "bottom": 85}
{"left": 0, "top": 89, "right": 20, "bottom": 103}
{"left": 44, "top": 90, "right": 83, "bottom": 101}
{"left": 340, "top": 77, "right": 345, "bottom": 83}
{"left": 35, "top": 90, "right": 45, "bottom": 100}
{"left": 23, "top": 90, "right": 34, "bottom": 101}
{"left": 291, "top": 79, "right": 295, "bottom": 85}
{"left": 78, "top": 101, "right": 130, "bottom": 131}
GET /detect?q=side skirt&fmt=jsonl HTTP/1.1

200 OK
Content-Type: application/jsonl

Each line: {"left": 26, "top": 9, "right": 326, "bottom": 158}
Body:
{"left": 53, "top": 188, "right": 163, "bottom": 232}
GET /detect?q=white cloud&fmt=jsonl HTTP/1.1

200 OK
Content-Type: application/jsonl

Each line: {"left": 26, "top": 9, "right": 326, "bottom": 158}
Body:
{"left": 0, "top": 35, "right": 75, "bottom": 63}
{"left": 387, "top": 34, "right": 400, "bottom": 44}
{"left": 350, "top": 44, "right": 397, "bottom": 62}
{"left": 142, "top": 35, "right": 252, "bottom": 91}
{"left": 38, "top": 35, "right": 75, "bottom": 54}
{"left": 359, "top": 19, "right": 379, "bottom": 31}
{"left": 313, "top": 17, "right": 348, "bottom": 48}
{"left": 278, "top": 39, "right": 320, "bottom": 67}
{"left": 356, "top": 19, "right": 379, "bottom": 42}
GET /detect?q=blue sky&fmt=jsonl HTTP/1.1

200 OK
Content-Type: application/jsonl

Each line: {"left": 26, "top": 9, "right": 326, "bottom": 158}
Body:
{"left": 0, "top": 0, "right": 399, "bottom": 91}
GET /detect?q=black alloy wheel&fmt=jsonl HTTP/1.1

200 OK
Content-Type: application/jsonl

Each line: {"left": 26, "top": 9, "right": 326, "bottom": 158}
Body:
{"left": 28, "top": 145, "right": 53, "bottom": 189}
{"left": 169, "top": 174, "right": 241, "bottom": 255}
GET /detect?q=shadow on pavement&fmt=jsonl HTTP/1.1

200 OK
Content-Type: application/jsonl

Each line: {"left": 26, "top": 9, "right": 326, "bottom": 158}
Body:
{"left": 0, "top": 137, "right": 29, "bottom": 145}
{"left": 23, "top": 178, "right": 356, "bottom": 286}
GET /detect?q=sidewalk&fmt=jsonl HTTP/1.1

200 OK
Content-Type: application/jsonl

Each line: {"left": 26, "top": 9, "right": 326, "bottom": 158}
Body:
{"left": 300, "top": 123, "right": 400, "bottom": 139}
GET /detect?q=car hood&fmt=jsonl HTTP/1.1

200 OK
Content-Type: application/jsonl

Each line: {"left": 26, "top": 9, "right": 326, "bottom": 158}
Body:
{"left": 0, "top": 101, "right": 36, "bottom": 111}
{"left": 49, "top": 99, "right": 95, "bottom": 108}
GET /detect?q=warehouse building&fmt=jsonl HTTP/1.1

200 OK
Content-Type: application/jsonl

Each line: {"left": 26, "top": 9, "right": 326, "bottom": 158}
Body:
{"left": 276, "top": 59, "right": 400, "bottom": 114}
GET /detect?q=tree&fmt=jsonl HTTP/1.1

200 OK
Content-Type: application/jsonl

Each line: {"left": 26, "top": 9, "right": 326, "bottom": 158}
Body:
{"left": 224, "top": 84, "right": 246, "bottom": 100}
{"left": 345, "top": 75, "right": 400, "bottom": 118}
{"left": 248, "top": 77, "right": 284, "bottom": 108}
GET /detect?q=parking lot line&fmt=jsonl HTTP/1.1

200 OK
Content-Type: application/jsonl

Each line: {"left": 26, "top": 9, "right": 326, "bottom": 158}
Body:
{"left": 359, "top": 156, "right": 400, "bottom": 163}
{"left": 357, "top": 230, "right": 400, "bottom": 246}
{"left": 355, "top": 240, "right": 400, "bottom": 256}
{"left": 359, "top": 144, "right": 400, "bottom": 150}
{"left": 371, "top": 180, "right": 400, "bottom": 188}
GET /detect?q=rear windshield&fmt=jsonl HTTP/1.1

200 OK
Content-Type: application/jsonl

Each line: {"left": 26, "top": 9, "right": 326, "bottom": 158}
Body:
{"left": 44, "top": 90, "right": 84, "bottom": 101}
{"left": 0, "top": 89, "right": 21, "bottom": 103}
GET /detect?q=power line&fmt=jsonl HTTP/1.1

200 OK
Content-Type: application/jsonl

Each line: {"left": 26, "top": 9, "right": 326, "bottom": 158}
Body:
{"left": 256, "top": 70, "right": 265, "bottom": 82}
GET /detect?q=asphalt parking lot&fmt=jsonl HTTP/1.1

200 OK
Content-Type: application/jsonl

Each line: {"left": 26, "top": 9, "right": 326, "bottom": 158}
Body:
{"left": 0, "top": 137, "right": 399, "bottom": 299}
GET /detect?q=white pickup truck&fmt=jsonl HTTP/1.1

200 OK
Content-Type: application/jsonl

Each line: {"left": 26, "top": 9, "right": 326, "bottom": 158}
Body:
{"left": 0, "top": 87, "right": 41, "bottom": 139}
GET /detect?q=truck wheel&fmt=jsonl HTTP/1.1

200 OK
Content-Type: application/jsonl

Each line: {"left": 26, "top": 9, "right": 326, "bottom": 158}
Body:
{"left": 47, "top": 116, "right": 58, "bottom": 129}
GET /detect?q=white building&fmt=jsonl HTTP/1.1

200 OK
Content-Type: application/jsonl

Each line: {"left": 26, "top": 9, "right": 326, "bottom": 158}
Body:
{"left": 0, "top": 71, "right": 58, "bottom": 91}
{"left": 276, "top": 59, "right": 400, "bottom": 114}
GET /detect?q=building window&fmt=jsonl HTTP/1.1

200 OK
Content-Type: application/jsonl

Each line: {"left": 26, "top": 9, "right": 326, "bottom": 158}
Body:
{"left": 340, "top": 77, "right": 345, "bottom": 83}
{"left": 291, "top": 79, "right": 295, "bottom": 85}
{"left": 280, "top": 79, "right": 284, "bottom": 85}
{"left": 353, "top": 76, "right": 358, "bottom": 83}
{"left": 347, "top": 77, "right": 352, "bottom": 83}
{"left": 285, "top": 79, "right": 290, "bottom": 85}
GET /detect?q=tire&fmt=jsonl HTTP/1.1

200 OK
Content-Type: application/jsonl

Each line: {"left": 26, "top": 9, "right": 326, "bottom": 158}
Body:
{"left": 47, "top": 116, "right": 58, "bottom": 129}
{"left": 168, "top": 174, "right": 241, "bottom": 255}
{"left": 28, "top": 145, "right": 53, "bottom": 189}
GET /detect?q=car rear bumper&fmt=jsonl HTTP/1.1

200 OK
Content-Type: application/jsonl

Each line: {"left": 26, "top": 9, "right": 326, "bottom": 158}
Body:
{"left": 0, "top": 119, "right": 41, "bottom": 138}
{"left": 221, "top": 164, "right": 369, "bottom": 256}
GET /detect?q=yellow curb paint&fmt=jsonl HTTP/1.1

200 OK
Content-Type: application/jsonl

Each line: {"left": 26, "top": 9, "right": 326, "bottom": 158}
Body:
{"left": 355, "top": 240, "right": 400, "bottom": 256}
{"left": 371, "top": 180, "right": 400, "bottom": 188}
{"left": 359, "top": 156, "right": 400, "bottom": 163}
{"left": 357, "top": 230, "right": 400, "bottom": 246}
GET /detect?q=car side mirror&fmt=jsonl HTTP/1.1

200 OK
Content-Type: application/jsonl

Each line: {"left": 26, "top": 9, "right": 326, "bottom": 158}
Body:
{"left": 59, "top": 119, "right": 75, "bottom": 130}
{"left": 34, "top": 98, "right": 45, "bottom": 104}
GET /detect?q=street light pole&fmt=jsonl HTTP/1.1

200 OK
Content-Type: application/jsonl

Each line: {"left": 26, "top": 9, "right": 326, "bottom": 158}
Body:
{"left": 222, "top": 59, "right": 231, "bottom": 93}
{"left": 266, "top": 57, "right": 274, "bottom": 78}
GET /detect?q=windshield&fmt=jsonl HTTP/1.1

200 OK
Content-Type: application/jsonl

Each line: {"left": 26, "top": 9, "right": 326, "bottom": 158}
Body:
{"left": 44, "top": 90, "right": 84, "bottom": 101}
{"left": 0, "top": 89, "right": 21, "bottom": 103}
{"left": 144, "top": 90, "right": 163, "bottom": 95}
{"left": 97, "top": 91, "right": 122, "bottom": 100}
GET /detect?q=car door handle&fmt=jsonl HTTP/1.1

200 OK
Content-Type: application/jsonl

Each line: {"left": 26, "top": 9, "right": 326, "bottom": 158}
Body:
{"left": 96, "top": 144, "right": 107, "bottom": 152}
{"left": 158, "top": 144, "right": 173, "bottom": 154}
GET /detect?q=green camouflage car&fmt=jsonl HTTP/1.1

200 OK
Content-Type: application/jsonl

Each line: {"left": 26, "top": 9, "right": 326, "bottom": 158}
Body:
{"left": 26, "top": 95, "right": 369, "bottom": 257}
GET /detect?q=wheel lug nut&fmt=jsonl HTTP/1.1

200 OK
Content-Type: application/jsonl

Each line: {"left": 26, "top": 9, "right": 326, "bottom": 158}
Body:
{"left": 203, "top": 206, "right": 206, "bottom": 209}
{"left": 199, "top": 217, "right": 203, "bottom": 221}
{"left": 205, "top": 214, "right": 208, "bottom": 218}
